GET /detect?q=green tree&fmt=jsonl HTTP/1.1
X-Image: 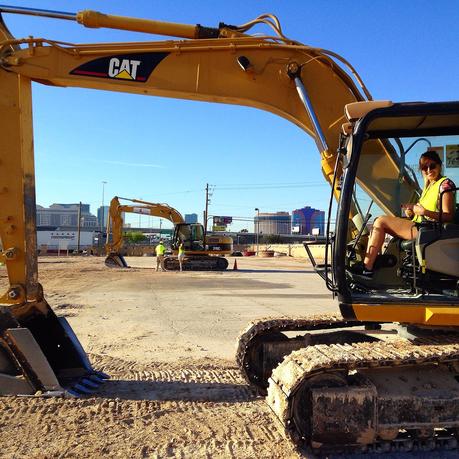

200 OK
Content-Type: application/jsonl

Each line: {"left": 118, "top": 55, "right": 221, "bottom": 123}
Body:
{"left": 124, "top": 231, "right": 147, "bottom": 243}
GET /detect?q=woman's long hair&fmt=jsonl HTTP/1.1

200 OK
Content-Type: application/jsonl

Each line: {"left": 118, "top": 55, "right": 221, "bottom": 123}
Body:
{"left": 419, "top": 150, "right": 443, "bottom": 185}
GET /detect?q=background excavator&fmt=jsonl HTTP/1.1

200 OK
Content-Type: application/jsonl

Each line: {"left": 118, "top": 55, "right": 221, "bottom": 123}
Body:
{"left": 105, "top": 196, "right": 232, "bottom": 270}
{"left": 0, "top": 5, "right": 458, "bottom": 455}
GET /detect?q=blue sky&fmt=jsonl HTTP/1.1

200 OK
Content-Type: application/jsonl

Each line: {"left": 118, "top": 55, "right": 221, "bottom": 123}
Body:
{"left": 2, "top": 1, "right": 459, "bottom": 230}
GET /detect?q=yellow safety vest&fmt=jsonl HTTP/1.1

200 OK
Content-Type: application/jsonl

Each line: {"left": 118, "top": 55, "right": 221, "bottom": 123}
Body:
{"left": 178, "top": 244, "right": 185, "bottom": 255}
{"left": 155, "top": 244, "right": 166, "bottom": 256}
{"left": 412, "top": 177, "right": 447, "bottom": 223}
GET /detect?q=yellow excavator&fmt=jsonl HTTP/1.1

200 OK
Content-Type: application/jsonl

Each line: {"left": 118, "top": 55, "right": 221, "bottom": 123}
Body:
{"left": 0, "top": 5, "right": 458, "bottom": 454}
{"left": 104, "top": 196, "right": 232, "bottom": 270}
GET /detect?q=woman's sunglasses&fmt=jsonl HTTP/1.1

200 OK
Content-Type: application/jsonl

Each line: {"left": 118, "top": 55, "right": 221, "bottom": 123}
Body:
{"left": 421, "top": 163, "right": 438, "bottom": 172}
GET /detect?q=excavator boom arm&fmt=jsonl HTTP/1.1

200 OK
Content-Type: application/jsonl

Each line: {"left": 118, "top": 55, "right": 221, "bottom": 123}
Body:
{"left": 0, "top": 8, "right": 417, "bottom": 298}
{"left": 106, "top": 197, "right": 184, "bottom": 254}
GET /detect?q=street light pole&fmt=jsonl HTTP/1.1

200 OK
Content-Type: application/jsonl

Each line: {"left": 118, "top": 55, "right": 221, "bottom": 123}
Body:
{"left": 77, "top": 201, "right": 82, "bottom": 254}
{"left": 254, "top": 208, "right": 259, "bottom": 255}
{"left": 100, "top": 181, "right": 107, "bottom": 233}
{"left": 138, "top": 197, "right": 142, "bottom": 229}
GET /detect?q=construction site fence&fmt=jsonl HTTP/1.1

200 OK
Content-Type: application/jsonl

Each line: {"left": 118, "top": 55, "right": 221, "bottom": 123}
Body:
{"left": 37, "top": 243, "right": 328, "bottom": 260}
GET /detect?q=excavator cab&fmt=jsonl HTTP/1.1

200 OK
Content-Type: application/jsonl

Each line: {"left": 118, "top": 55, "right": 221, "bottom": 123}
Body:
{"left": 331, "top": 101, "right": 459, "bottom": 320}
{"left": 173, "top": 223, "right": 205, "bottom": 251}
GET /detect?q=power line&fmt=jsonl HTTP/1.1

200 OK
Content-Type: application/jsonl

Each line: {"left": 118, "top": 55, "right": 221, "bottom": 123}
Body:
{"left": 214, "top": 199, "right": 332, "bottom": 209}
{"left": 214, "top": 180, "right": 325, "bottom": 187}
{"left": 152, "top": 189, "right": 202, "bottom": 196}
{"left": 214, "top": 183, "right": 329, "bottom": 191}
{"left": 140, "top": 181, "right": 330, "bottom": 199}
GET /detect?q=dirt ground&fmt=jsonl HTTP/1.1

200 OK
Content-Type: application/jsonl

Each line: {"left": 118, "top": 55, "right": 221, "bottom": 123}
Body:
{"left": 1, "top": 256, "right": 450, "bottom": 459}
{"left": 0, "top": 255, "right": 338, "bottom": 458}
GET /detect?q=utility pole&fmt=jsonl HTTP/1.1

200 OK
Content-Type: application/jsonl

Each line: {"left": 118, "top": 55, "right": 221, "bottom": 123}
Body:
{"left": 77, "top": 201, "right": 82, "bottom": 254}
{"left": 138, "top": 197, "right": 143, "bottom": 229}
{"left": 204, "top": 183, "right": 209, "bottom": 234}
{"left": 255, "top": 208, "right": 260, "bottom": 255}
{"left": 204, "top": 183, "right": 214, "bottom": 236}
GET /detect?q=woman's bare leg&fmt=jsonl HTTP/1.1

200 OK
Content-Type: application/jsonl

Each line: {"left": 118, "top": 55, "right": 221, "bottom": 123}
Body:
{"left": 364, "top": 216, "right": 418, "bottom": 270}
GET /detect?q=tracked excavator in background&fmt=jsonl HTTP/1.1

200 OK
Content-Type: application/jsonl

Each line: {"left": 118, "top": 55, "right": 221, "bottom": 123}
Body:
{"left": 104, "top": 196, "right": 232, "bottom": 270}
{"left": 0, "top": 5, "right": 458, "bottom": 454}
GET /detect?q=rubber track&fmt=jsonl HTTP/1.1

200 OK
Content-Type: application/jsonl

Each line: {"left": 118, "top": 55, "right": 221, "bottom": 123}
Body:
{"left": 235, "top": 313, "right": 364, "bottom": 386}
{"left": 268, "top": 337, "right": 459, "bottom": 452}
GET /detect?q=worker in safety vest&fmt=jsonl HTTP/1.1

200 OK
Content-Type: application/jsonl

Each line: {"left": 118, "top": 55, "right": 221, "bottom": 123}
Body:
{"left": 178, "top": 241, "right": 185, "bottom": 272}
{"left": 155, "top": 240, "right": 166, "bottom": 272}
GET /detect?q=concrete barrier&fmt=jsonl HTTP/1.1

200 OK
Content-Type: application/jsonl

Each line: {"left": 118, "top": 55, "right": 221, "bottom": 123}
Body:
{"left": 251, "top": 243, "right": 329, "bottom": 260}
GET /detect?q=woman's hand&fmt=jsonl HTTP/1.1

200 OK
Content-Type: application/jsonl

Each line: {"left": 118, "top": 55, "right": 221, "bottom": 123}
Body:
{"left": 404, "top": 208, "right": 414, "bottom": 219}
{"left": 413, "top": 204, "right": 426, "bottom": 216}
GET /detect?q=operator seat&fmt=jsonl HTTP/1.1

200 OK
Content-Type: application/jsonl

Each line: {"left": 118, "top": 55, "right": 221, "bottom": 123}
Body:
{"left": 400, "top": 222, "right": 459, "bottom": 278}
{"left": 401, "top": 191, "right": 459, "bottom": 277}
{"left": 415, "top": 223, "right": 459, "bottom": 276}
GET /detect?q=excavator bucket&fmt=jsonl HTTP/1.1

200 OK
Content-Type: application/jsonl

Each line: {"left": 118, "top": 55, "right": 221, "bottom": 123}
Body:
{"left": 0, "top": 302, "right": 108, "bottom": 396}
{"left": 104, "top": 253, "right": 129, "bottom": 268}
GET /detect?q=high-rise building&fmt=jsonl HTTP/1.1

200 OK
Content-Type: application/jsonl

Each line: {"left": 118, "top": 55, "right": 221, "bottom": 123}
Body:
{"left": 185, "top": 213, "right": 198, "bottom": 224}
{"left": 36, "top": 203, "right": 97, "bottom": 228}
{"left": 97, "top": 206, "right": 110, "bottom": 230}
{"left": 254, "top": 212, "right": 291, "bottom": 235}
{"left": 292, "top": 206, "right": 325, "bottom": 235}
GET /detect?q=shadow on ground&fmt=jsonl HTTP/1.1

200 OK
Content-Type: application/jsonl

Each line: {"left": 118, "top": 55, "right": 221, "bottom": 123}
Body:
{"left": 211, "top": 293, "right": 331, "bottom": 299}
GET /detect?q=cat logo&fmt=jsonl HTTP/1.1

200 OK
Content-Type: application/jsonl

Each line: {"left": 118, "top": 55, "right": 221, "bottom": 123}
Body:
{"left": 70, "top": 52, "right": 169, "bottom": 83}
{"left": 108, "top": 58, "right": 141, "bottom": 80}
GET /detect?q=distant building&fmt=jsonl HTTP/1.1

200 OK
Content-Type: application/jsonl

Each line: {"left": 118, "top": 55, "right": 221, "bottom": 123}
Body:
{"left": 36, "top": 203, "right": 97, "bottom": 228}
{"left": 97, "top": 206, "right": 110, "bottom": 230}
{"left": 292, "top": 206, "right": 325, "bottom": 235}
{"left": 37, "top": 230, "right": 95, "bottom": 251}
{"left": 255, "top": 212, "right": 291, "bottom": 235}
{"left": 185, "top": 213, "right": 198, "bottom": 224}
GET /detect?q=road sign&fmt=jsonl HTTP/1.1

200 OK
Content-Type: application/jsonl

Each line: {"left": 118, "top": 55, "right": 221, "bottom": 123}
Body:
{"left": 213, "top": 216, "right": 232, "bottom": 225}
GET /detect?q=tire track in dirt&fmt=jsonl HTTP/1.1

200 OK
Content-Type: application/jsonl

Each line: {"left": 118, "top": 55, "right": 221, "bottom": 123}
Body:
{"left": 0, "top": 354, "right": 300, "bottom": 458}
{"left": 91, "top": 354, "right": 253, "bottom": 402}
{"left": 0, "top": 393, "right": 294, "bottom": 458}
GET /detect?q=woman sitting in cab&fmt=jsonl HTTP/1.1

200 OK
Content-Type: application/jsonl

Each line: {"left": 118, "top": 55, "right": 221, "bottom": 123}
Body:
{"left": 361, "top": 150, "right": 456, "bottom": 275}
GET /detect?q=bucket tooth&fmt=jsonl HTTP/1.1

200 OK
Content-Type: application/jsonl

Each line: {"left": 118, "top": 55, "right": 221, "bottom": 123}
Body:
{"left": 88, "top": 374, "right": 105, "bottom": 384}
{"left": 71, "top": 383, "right": 95, "bottom": 395}
{"left": 66, "top": 389, "right": 82, "bottom": 398}
{"left": 80, "top": 377, "right": 100, "bottom": 389}
{"left": 94, "top": 370, "right": 110, "bottom": 380}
